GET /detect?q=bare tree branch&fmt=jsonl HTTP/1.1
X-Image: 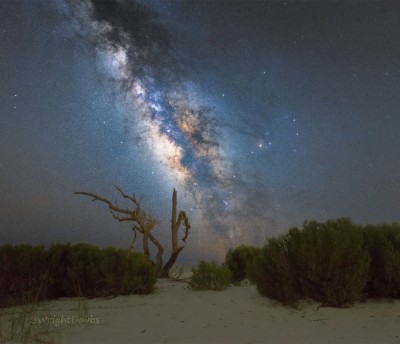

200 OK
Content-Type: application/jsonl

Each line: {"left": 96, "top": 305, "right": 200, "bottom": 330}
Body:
{"left": 114, "top": 186, "right": 139, "bottom": 206}
{"left": 177, "top": 210, "right": 191, "bottom": 243}
{"left": 75, "top": 191, "right": 132, "bottom": 216}
{"left": 75, "top": 187, "right": 190, "bottom": 277}
{"left": 130, "top": 228, "right": 137, "bottom": 250}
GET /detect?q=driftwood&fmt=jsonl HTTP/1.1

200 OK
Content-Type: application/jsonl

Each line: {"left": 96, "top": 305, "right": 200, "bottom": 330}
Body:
{"left": 75, "top": 187, "right": 190, "bottom": 277}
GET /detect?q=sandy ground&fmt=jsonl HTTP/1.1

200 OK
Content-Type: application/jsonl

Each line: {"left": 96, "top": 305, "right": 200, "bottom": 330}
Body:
{"left": 2, "top": 277, "right": 400, "bottom": 343}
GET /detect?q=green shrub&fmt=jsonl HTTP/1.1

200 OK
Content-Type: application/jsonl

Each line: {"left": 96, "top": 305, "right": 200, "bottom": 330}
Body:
{"left": 291, "top": 219, "right": 370, "bottom": 306}
{"left": 47, "top": 243, "right": 74, "bottom": 298}
{"left": 0, "top": 244, "right": 15, "bottom": 306}
{"left": 248, "top": 235, "right": 299, "bottom": 306}
{"left": 0, "top": 244, "right": 48, "bottom": 306}
{"left": 100, "top": 248, "right": 157, "bottom": 295}
{"left": 189, "top": 260, "right": 232, "bottom": 291}
{"left": 0, "top": 243, "right": 158, "bottom": 306}
{"left": 225, "top": 245, "right": 261, "bottom": 282}
{"left": 249, "top": 218, "right": 370, "bottom": 307}
{"left": 67, "top": 243, "right": 104, "bottom": 297}
{"left": 363, "top": 223, "right": 400, "bottom": 298}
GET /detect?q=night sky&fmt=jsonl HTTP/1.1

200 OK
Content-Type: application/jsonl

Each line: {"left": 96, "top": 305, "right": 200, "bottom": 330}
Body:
{"left": 1, "top": 0, "right": 400, "bottom": 262}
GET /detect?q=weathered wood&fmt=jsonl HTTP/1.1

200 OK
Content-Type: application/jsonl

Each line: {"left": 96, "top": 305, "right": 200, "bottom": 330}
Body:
{"left": 75, "top": 187, "right": 190, "bottom": 277}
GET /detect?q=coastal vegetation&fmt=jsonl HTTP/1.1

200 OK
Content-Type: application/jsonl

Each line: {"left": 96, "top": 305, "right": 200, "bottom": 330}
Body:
{"left": 188, "top": 260, "right": 232, "bottom": 291}
{"left": 188, "top": 218, "right": 400, "bottom": 307}
{"left": 225, "top": 245, "right": 261, "bottom": 283}
{"left": 0, "top": 244, "right": 156, "bottom": 308}
{"left": 1, "top": 218, "right": 400, "bottom": 310}
{"left": 246, "top": 218, "right": 400, "bottom": 307}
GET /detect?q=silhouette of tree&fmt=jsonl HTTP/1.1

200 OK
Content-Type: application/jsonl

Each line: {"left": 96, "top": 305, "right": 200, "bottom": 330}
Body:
{"left": 75, "top": 187, "right": 190, "bottom": 277}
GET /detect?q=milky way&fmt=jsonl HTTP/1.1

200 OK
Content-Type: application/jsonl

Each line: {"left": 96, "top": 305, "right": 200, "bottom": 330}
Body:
{"left": 3, "top": 0, "right": 398, "bottom": 260}
{"left": 62, "top": 0, "right": 269, "bottom": 254}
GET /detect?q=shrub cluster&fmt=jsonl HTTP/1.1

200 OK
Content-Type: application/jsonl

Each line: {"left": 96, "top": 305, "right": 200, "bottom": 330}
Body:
{"left": 225, "top": 245, "right": 261, "bottom": 283}
{"left": 0, "top": 243, "right": 157, "bottom": 307}
{"left": 189, "top": 260, "right": 232, "bottom": 291}
{"left": 0, "top": 244, "right": 49, "bottom": 306}
{"left": 363, "top": 223, "right": 400, "bottom": 298}
{"left": 247, "top": 219, "right": 400, "bottom": 307}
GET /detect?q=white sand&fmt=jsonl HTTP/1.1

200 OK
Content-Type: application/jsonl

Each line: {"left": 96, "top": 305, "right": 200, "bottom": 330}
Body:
{"left": 3, "top": 278, "right": 400, "bottom": 343}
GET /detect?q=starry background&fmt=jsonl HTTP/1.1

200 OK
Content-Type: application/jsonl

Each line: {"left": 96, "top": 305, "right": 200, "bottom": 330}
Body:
{"left": 1, "top": 0, "right": 399, "bottom": 262}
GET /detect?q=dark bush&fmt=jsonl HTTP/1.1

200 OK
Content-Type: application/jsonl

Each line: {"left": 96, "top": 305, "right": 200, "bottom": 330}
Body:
{"left": 249, "top": 218, "right": 370, "bottom": 307}
{"left": 0, "top": 243, "right": 158, "bottom": 306}
{"left": 363, "top": 223, "right": 400, "bottom": 298}
{"left": 66, "top": 243, "right": 104, "bottom": 297}
{"left": 225, "top": 245, "right": 261, "bottom": 282}
{"left": 47, "top": 243, "right": 75, "bottom": 298}
{"left": 189, "top": 260, "right": 232, "bottom": 291}
{"left": 0, "top": 244, "right": 15, "bottom": 305}
{"left": 248, "top": 234, "right": 299, "bottom": 305}
{"left": 101, "top": 247, "right": 157, "bottom": 295}
{"left": 0, "top": 244, "right": 48, "bottom": 306}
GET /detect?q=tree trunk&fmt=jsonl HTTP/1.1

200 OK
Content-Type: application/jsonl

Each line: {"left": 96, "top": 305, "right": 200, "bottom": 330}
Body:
{"left": 162, "top": 246, "right": 184, "bottom": 276}
{"left": 171, "top": 188, "right": 178, "bottom": 252}
{"left": 162, "top": 188, "right": 190, "bottom": 277}
{"left": 147, "top": 231, "right": 164, "bottom": 272}
{"left": 143, "top": 230, "right": 150, "bottom": 257}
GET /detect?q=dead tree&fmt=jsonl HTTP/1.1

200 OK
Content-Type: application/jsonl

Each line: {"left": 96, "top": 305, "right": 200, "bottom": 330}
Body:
{"left": 74, "top": 187, "right": 190, "bottom": 277}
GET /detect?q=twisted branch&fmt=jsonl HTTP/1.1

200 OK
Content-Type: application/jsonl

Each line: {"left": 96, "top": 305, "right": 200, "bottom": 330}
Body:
{"left": 75, "top": 187, "right": 189, "bottom": 276}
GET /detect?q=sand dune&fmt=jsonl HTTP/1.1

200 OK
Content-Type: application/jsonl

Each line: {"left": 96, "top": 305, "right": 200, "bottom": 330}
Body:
{"left": 14, "top": 278, "right": 399, "bottom": 343}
